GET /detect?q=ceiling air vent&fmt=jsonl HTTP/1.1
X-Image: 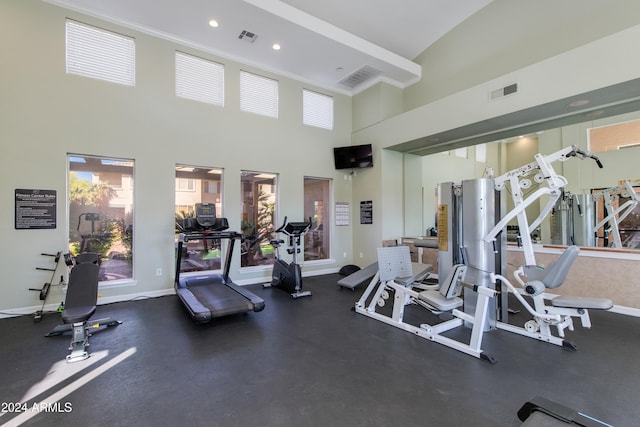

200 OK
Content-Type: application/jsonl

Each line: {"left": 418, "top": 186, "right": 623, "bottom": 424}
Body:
{"left": 238, "top": 30, "right": 258, "bottom": 43}
{"left": 339, "top": 65, "right": 383, "bottom": 88}
{"left": 490, "top": 83, "right": 518, "bottom": 101}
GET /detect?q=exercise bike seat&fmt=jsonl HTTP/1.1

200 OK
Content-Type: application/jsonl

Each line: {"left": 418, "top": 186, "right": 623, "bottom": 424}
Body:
{"left": 62, "top": 261, "right": 99, "bottom": 324}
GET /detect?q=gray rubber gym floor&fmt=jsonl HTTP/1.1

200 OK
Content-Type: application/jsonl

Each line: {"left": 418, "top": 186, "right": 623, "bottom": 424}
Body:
{"left": 1, "top": 273, "right": 639, "bottom": 426}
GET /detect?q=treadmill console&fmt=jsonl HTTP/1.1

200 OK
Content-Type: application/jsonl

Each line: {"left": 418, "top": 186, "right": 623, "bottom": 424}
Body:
{"left": 195, "top": 203, "right": 216, "bottom": 228}
{"left": 181, "top": 203, "right": 229, "bottom": 232}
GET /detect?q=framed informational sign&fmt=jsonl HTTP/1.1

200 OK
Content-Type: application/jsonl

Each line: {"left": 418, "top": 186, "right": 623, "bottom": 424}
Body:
{"left": 360, "top": 200, "right": 373, "bottom": 224}
{"left": 15, "top": 189, "right": 57, "bottom": 229}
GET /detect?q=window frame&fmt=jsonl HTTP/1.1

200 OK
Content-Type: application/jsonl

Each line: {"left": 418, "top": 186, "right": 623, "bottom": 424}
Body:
{"left": 175, "top": 165, "right": 225, "bottom": 275}
{"left": 240, "top": 170, "right": 279, "bottom": 268}
{"left": 67, "top": 154, "right": 135, "bottom": 284}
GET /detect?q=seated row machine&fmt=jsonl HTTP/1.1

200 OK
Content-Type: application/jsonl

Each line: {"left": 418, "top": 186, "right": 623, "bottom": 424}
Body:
{"left": 46, "top": 253, "right": 121, "bottom": 362}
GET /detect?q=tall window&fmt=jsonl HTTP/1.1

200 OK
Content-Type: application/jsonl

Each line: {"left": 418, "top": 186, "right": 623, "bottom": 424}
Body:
{"left": 239, "top": 71, "right": 279, "bottom": 118}
{"left": 240, "top": 171, "right": 278, "bottom": 267}
{"left": 304, "top": 178, "right": 331, "bottom": 261}
{"left": 303, "top": 89, "right": 334, "bottom": 130}
{"left": 175, "top": 165, "right": 224, "bottom": 273}
{"left": 65, "top": 19, "right": 135, "bottom": 86}
{"left": 68, "top": 155, "right": 134, "bottom": 282}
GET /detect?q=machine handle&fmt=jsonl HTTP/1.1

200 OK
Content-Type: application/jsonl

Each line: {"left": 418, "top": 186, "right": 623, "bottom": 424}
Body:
{"left": 275, "top": 216, "right": 288, "bottom": 233}
{"left": 594, "top": 157, "right": 604, "bottom": 168}
{"left": 573, "top": 147, "right": 604, "bottom": 168}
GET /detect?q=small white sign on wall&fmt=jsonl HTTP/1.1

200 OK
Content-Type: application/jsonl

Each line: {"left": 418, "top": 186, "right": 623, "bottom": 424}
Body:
{"left": 335, "top": 202, "right": 350, "bottom": 226}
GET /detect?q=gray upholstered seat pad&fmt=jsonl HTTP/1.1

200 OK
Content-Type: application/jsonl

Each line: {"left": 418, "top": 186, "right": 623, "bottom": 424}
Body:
{"left": 550, "top": 295, "right": 613, "bottom": 310}
{"left": 418, "top": 290, "right": 463, "bottom": 311}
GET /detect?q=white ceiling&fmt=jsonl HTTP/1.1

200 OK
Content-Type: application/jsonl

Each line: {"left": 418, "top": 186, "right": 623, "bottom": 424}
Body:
{"left": 45, "top": 0, "right": 493, "bottom": 94}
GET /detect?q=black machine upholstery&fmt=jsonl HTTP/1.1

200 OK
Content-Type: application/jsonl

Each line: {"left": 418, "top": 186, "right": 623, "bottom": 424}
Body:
{"left": 61, "top": 261, "right": 98, "bottom": 324}
{"left": 518, "top": 396, "right": 610, "bottom": 426}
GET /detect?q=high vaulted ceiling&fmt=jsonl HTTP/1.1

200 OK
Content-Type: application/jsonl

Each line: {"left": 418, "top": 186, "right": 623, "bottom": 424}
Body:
{"left": 44, "top": 0, "right": 493, "bottom": 94}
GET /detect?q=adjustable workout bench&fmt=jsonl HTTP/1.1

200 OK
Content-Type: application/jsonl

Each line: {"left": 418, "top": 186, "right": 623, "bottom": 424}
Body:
{"left": 338, "top": 258, "right": 433, "bottom": 290}
{"left": 46, "top": 253, "right": 121, "bottom": 362}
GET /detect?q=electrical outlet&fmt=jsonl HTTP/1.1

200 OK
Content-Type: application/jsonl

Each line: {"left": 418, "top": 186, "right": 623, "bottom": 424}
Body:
{"left": 156, "top": 268, "right": 162, "bottom": 276}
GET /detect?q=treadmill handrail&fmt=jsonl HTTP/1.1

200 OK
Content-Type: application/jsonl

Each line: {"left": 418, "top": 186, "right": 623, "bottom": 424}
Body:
{"left": 179, "top": 231, "right": 243, "bottom": 243}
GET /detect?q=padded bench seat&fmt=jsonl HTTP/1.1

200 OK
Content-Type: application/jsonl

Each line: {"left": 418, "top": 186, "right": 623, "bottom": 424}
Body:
{"left": 418, "top": 290, "right": 463, "bottom": 312}
{"left": 550, "top": 295, "right": 613, "bottom": 310}
{"left": 62, "top": 305, "right": 96, "bottom": 324}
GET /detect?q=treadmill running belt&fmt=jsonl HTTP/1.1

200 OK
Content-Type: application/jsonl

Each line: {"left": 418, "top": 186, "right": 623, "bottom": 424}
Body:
{"left": 187, "top": 283, "right": 254, "bottom": 318}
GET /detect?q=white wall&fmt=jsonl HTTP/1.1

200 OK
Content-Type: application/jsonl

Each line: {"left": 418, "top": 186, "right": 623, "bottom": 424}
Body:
{"left": 0, "top": 0, "right": 353, "bottom": 313}
{"left": 405, "top": 0, "right": 640, "bottom": 110}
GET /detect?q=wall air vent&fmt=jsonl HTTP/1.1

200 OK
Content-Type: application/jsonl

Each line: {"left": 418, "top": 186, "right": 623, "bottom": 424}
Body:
{"left": 490, "top": 83, "right": 518, "bottom": 101}
{"left": 339, "top": 65, "right": 383, "bottom": 88}
{"left": 238, "top": 30, "right": 258, "bottom": 43}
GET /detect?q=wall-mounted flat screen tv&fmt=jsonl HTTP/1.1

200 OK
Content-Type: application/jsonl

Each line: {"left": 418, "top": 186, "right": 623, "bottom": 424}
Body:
{"left": 333, "top": 144, "right": 373, "bottom": 169}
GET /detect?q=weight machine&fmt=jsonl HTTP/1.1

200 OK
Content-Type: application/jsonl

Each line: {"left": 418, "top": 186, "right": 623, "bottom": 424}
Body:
{"left": 549, "top": 191, "right": 595, "bottom": 247}
{"left": 355, "top": 145, "right": 612, "bottom": 362}
{"left": 485, "top": 145, "right": 602, "bottom": 266}
{"left": 483, "top": 145, "right": 613, "bottom": 349}
{"left": 591, "top": 180, "right": 640, "bottom": 248}
{"left": 356, "top": 178, "right": 502, "bottom": 362}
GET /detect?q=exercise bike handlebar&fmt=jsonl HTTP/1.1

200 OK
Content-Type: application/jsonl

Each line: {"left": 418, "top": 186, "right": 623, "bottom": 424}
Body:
{"left": 275, "top": 216, "right": 289, "bottom": 233}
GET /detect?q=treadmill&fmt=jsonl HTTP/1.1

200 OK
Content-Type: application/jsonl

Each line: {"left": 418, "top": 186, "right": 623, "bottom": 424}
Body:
{"left": 175, "top": 203, "right": 265, "bottom": 323}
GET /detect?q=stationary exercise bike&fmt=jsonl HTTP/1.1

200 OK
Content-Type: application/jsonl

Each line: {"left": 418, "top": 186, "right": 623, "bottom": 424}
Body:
{"left": 266, "top": 216, "right": 312, "bottom": 298}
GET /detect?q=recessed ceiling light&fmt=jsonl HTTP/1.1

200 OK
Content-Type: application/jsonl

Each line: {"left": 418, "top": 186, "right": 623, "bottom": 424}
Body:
{"left": 208, "top": 19, "right": 219, "bottom": 28}
{"left": 272, "top": 43, "right": 281, "bottom": 51}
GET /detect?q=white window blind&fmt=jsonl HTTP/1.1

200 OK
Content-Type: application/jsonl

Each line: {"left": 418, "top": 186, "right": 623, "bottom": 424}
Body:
{"left": 65, "top": 19, "right": 135, "bottom": 86}
{"left": 239, "top": 71, "right": 278, "bottom": 118}
{"left": 475, "top": 143, "right": 487, "bottom": 162}
{"left": 175, "top": 52, "right": 224, "bottom": 106}
{"left": 303, "top": 89, "right": 333, "bottom": 130}
{"left": 454, "top": 147, "right": 468, "bottom": 158}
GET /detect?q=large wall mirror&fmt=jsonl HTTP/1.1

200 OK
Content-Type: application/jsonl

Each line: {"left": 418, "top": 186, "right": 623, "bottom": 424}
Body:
{"left": 418, "top": 109, "right": 640, "bottom": 252}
